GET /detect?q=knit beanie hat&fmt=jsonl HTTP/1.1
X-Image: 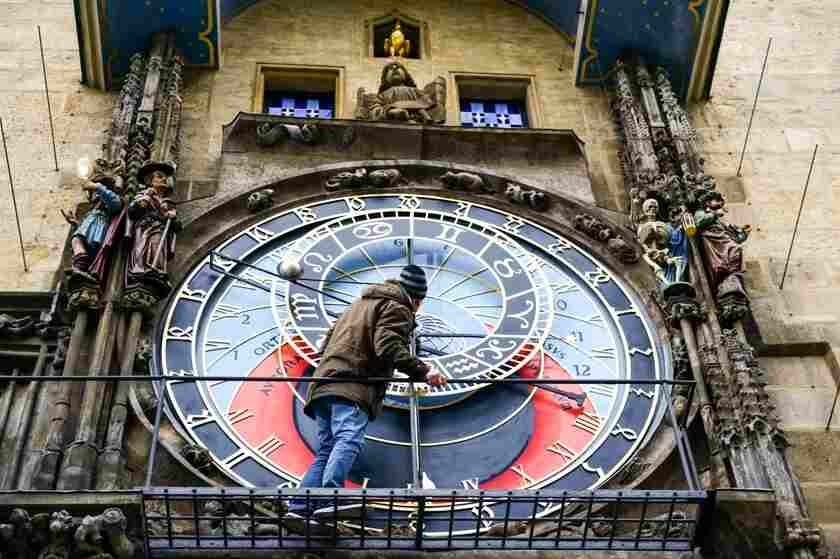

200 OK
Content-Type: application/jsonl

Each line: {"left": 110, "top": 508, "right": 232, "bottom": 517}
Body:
{"left": 399, "top": 264, "right": 428, "bottom": 300}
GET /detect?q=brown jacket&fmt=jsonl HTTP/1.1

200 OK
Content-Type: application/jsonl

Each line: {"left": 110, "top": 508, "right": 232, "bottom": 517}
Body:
{"left": 304, "top": 280, "right": 429, "bottom": 420}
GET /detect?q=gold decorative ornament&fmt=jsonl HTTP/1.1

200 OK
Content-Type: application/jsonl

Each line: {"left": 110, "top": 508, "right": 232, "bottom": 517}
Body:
{"left": 384, "top": 20, "right": 410, "bottom": 58}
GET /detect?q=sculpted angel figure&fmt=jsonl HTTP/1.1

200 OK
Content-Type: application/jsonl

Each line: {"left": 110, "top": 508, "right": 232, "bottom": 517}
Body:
{"left": 355, "top": 61, "right": 446, "bottom": 124}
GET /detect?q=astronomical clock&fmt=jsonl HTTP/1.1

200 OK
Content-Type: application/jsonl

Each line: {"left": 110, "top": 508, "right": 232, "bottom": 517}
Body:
{"left": 156, "top": 185, "right": 670, "bottom": 534}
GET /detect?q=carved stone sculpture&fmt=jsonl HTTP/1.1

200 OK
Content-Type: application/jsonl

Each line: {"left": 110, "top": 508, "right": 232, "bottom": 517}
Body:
{"left": 505, "top": 183, "right": 548, "bottom": 211}
{"left": 125, "top": 160, "right": 179, "bottom": 301}
{"left": 181, "top": 444, "right": 212, "bottom": 471}
{"left": 694, "top": 191, "right": 751, "bottom": 321}
{"left": 0, "top": 509, "right": 32, "bottom": 559}
{"left": 355, "top": 61, "right": 445, "bottom": 124}
{"left": 61, "top": 179, "right": 124, "bottom": 281}
{"left": 246, "top": 189, "right": 274, "bottom": 213}
{"left": 325, "top": 168, "right": 368, "bottom": 191}
{"left": 369, "top": 168, "right": 406, "bottom": 188}
{"left": 439, "top": 171, "right": 493, "bottom": 193}
{"left": 35, "top": 511, "right": 74, "bottom": 559}
{"left": 636, "top": 198, "right": 689, "bottom": 288}
{"left": 256, "top": 122, "right": 320, "bottom": 146}
{"left": 574, "top": 213, "right": 639, "bottom": 265}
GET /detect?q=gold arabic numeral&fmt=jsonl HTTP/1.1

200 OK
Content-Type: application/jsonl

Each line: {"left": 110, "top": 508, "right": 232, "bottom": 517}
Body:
{"left": 295, "top": 208, "right": 317, "bottom": 223}
{"left": 511, "top": 464, "right": 535, "bottom": 488}
{"left": 582, "top": 461, "right": 607, "bottom": 482}
{"left": 228, "top": 408, "right": 255, "bottom": 426}
{"left": 398, "top": 195, "right": 421, "bottom": 210}
{"left": 573, "top": 411, "right": 603, "bottom": 435}
{"left": 246, "top": 225, "right": 277, "bottom": 243}
{"left": 548, "top": 238, "right": 572, "bottom": 255}
{"left": 584, "top": 269, "right": 611, "bottom": 287}
{"left": 166, "top": 326, "right": 194, "bottom": 341}
{"left": 348, "top": 197, "right": 366, "bottom": 212}
{"left": 546, "top": 440, "right": 576, "bottom": 465}
{"left": 181, "top": 288, "right": 207, "bottom": 302}
{"left": 502, "top": 216, "right": 524, "bottom": 234}
{"left": 277, "top": 479, "right": 301, "bottom": 489}
{"left": 455, "top": 201, "right": 471, "bottom": 216}
{"left": 611, "top": 423, "right": 639, "bottom": 442}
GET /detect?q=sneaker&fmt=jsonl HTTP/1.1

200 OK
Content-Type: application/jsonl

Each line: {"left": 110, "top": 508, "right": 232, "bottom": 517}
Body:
{"left": 312, "top": 502, "right": 366, "bottom": 521}
{"left": 282, "top": 512, "right": 335, "bottom": 537}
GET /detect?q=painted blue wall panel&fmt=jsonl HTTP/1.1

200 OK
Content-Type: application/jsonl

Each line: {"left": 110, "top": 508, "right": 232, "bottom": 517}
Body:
{"left": 103, "top": 0, "right": 219, "bottom": 78}
{"left": 575, "top": 0, "right": 708, "bottom": 100}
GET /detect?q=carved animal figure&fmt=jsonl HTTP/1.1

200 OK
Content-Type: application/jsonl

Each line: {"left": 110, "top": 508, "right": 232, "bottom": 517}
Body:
{"left": 325, "top": 168, "right": 368, "bottom": 191}
{"left": 439, "top": 171, "right": 493, "bottom": 193}
{"left": 505, "top": 184, "right": 548, "bottom": 211}
{"left": 368, "top": 169, "right": 406, "bottom": 188}
{"left": 246, "top": 189, "right": 275, "bottom": 213}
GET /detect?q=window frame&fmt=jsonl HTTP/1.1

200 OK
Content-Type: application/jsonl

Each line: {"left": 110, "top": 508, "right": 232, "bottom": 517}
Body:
{"left": 450, "top": 72, "right": 542, "bottom": 129}
{"left": 253, "top": 64, "right": 345, "bottom": 118}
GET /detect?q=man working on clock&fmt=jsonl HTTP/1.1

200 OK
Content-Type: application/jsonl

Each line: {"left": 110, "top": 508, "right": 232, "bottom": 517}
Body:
{"left": 285, "top": 264, "right": 447, "bottom": 529}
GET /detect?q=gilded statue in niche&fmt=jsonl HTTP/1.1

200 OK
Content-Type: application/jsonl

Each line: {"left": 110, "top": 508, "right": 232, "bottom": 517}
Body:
{"left": 355, "top": 61, "right": 446, "bottom": 124}
{"left": 384, "top": 20, "right": 411, "bottom": 58}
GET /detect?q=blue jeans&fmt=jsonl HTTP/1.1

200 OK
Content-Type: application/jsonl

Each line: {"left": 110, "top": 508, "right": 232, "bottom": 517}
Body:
{"left": 290, "top": 396, "right": 369, "bottom": 513}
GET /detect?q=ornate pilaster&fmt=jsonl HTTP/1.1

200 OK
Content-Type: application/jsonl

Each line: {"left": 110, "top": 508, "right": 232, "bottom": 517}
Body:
{"left": 611, "top": 57, "right": 825, "bottom": 558}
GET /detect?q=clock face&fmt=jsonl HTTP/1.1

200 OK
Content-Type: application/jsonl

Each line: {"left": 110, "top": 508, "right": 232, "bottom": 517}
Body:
{"left": 157, "top": 193, "right": 667, "bottom": 534}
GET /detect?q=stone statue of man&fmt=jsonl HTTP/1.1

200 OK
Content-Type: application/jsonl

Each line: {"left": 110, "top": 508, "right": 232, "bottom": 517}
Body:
{"left": 356, "top": 61, "right": 445, "bottom": 124}
{"left": 127, "top": 161, "right": 178, "bottom": 289}
{"left": 61, "top": 178, "right": 124, "bottom": 280}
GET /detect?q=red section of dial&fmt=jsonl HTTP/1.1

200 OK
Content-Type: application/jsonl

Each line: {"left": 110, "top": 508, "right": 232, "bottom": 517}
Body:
{"left": 480, "top": 354, "right": 597, "bottom": 489}
{"left": 229, "top": 344, "right": 596, "bottom": 489}
{"left": 229, "top": 345, "right": 314, "bottom": 478}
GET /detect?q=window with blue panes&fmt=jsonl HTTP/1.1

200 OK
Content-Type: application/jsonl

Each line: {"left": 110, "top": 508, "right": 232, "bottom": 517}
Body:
{"left": 460, "top": 99, "right": 528, "bottom": 128}
{"left": 264, "top": 91, "right": 334, "bottom": 118}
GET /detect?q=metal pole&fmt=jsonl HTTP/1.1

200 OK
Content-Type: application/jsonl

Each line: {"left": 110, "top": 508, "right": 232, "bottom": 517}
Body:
{"left": 0, "top": 118, "right": 28, "bottom": 272}
{"left": 37, "top": 25, "right": 59, "bottom": 172}
{"left": 779, "top": 144, "right": 819, "bottom": 290}
{"left": 408, "top": 329, "right": 422, "bottom": 490}
{"left": 736, "top": 38, "right": 772, "bottom": 177}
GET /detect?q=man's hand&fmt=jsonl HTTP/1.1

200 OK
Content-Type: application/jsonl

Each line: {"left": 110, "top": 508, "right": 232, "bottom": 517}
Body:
{"left": 425, "top": 370, "right": 448, "bottom": 386}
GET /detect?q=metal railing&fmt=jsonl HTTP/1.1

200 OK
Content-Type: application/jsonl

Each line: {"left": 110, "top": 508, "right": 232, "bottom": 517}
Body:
{"left": 0, "top": 374, "right": 706, "bottom": 554}
{"left": 141, "top": 487, "right": 711, "bottom": 553}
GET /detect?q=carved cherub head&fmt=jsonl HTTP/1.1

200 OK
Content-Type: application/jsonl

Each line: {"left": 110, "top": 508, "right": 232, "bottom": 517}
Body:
{"left": 379, "top": 61, "right": 416, "bottom": 92}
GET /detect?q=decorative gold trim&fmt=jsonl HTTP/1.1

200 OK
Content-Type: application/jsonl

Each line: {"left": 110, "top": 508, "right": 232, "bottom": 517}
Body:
{"left": 579, "top": 0, "right": 708, "bottom": 84}
{"left": 197, "top": 0, "right": 216, "bottom": 68}
{"left": 689, "top": 0, "right": 707, "bottom": 35}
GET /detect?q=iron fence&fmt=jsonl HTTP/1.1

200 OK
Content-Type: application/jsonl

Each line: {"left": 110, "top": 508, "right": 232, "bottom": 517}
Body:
{"left": 141, "top": 487, "right": 712, "bottom": 553}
